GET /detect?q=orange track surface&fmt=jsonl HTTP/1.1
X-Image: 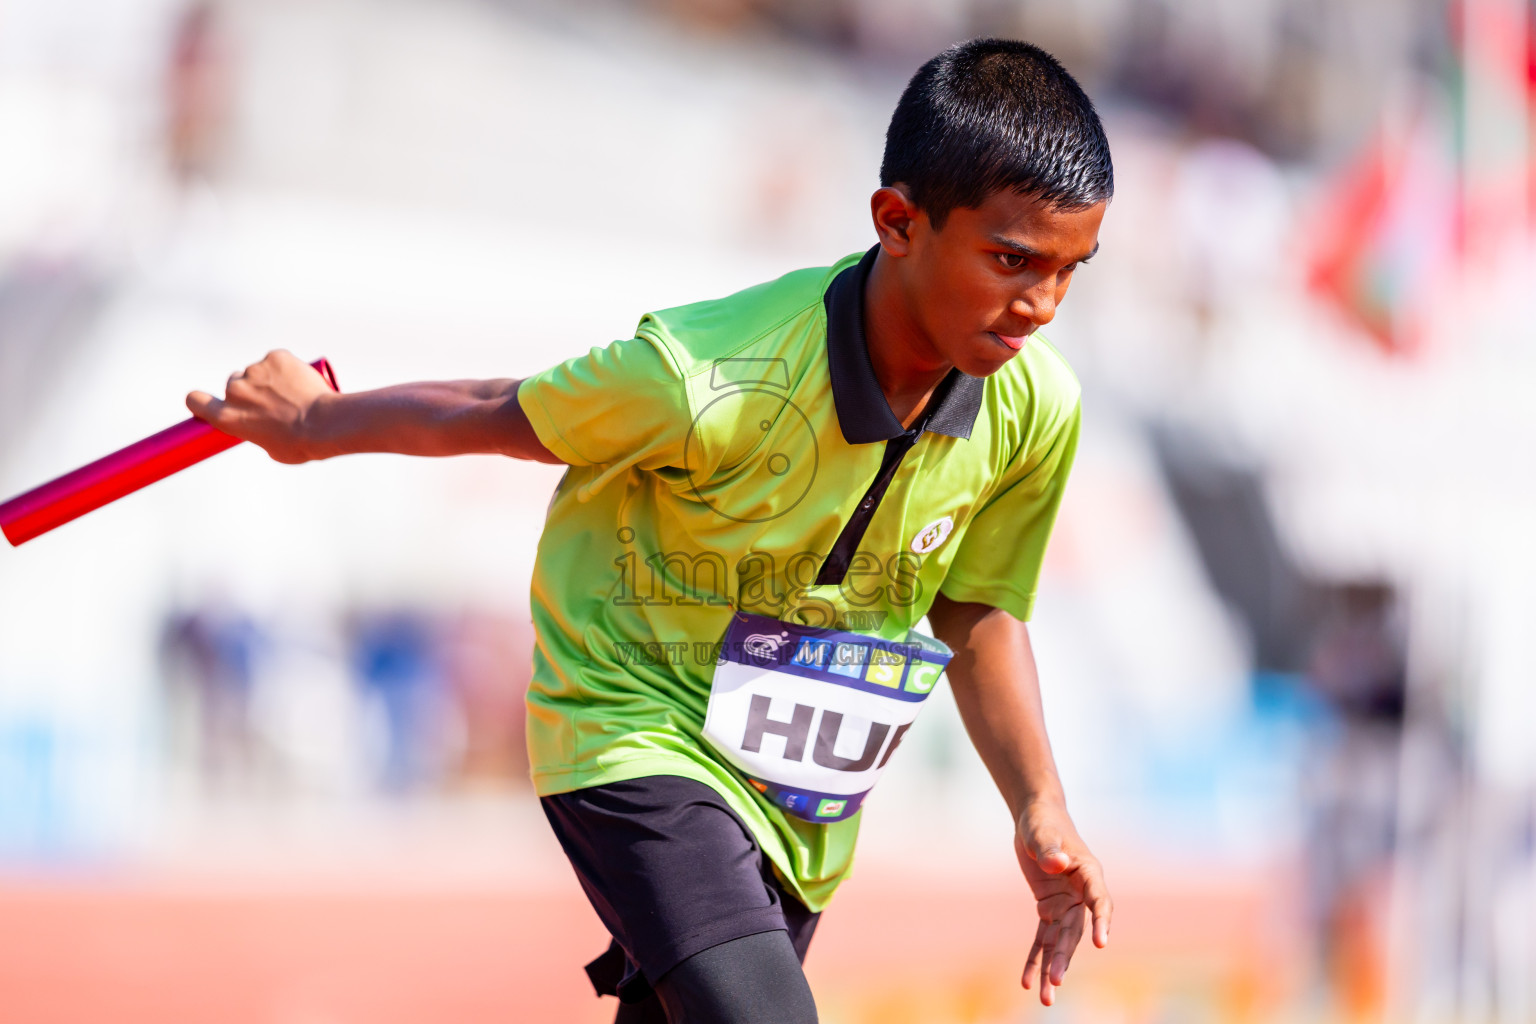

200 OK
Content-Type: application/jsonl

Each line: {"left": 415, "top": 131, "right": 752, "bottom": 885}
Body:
{"left": 0, "top": 881, "right": 612, "bottom": 1023}
{"left": 0, "top": 863, "right": 1296, "bottom": 1023}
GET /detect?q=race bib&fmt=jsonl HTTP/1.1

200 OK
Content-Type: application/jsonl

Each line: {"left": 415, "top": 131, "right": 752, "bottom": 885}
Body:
{"left": 701, "top": 611, "right": 952, "bottom": 823}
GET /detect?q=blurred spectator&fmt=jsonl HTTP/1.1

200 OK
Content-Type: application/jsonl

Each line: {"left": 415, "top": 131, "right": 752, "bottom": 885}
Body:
{"left": 441, "top": 609, "right": 533, "bottom": 788}
{"left": 1303, "top": 583, "right": 1407, "bottom": 1023}
{"left": 159, "top": 598, "right": 268, "bottom": 795}
{"left": 163, "top": 2, "right": 232, "bottom": 187}
{"left": 349, "top": 610, "right": 449, "bottom": 794}
{"left": 1308, "top": 583, "right": 1407, "bottom": 724}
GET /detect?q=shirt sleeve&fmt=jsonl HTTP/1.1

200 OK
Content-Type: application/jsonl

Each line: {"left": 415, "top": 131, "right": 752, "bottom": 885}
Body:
{"left": 937, "top": 398, "right": 1081, "bottom": 622}
{"left": 516, "top": 334, "right": 693, "bottom": 471}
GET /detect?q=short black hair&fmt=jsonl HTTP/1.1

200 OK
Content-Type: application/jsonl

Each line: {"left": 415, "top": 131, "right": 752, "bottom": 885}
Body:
{"left": 881, "top": 39, "right": 1114, "bottom": 228}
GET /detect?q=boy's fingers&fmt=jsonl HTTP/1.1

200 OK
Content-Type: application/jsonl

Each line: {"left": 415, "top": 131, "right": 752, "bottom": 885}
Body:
{"left": 1021, "top": 933, "right": 1044, "bottom": 990}
{"left": 187, "top": 391, "right": 226, "bottom": 423}
{"left": 1035, "top": 919, "right": 1062, "bottom": 1003}
{"left": 1092, "top": 894, "right": 1112, "bottom": 948}
{"left": 1082, "top": 867, "right": 1113, "bottom": 947}
{"left": 1051, "top": 907, "right": 1086, "bottom": 985}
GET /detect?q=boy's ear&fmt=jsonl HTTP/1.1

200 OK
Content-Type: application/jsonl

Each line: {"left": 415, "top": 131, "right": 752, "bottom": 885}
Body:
{"left": 871, "top": 185, "right": 921, "bottom": 256}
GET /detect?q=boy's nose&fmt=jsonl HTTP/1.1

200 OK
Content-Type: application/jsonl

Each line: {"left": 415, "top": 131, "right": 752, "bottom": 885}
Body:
{"left": 1010, "top": 287, "right": 1057, "bottom": 327}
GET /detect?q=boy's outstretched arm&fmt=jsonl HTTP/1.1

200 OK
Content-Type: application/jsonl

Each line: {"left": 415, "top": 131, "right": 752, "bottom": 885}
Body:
{"left": 927, "top": 593, "right": 1112, "bottom": 1008}
{"left": 186, "top": 349, "right": 565, "bottom": 465}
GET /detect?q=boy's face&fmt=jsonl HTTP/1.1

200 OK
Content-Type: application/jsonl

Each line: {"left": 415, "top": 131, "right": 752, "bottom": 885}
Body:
{"left": 880, "top": 187, "right": 1106, "bottom": 378}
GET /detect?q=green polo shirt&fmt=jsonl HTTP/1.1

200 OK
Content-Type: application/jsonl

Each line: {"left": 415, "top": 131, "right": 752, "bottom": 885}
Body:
{"left": 517, "top": 246, "right": 1081, "bottom": 911}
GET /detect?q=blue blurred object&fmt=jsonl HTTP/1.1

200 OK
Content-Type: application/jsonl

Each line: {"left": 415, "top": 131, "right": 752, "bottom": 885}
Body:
{"left": 0, "top": 715, "right": 66, "bottom": 858}
{"left": 351, "top": 611, "right": 445, "bottom": 793}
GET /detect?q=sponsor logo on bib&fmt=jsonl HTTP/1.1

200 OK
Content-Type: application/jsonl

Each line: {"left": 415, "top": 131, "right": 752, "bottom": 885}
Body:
{"left": 910, "top": 515, "right": 954, "bottom": 554}
{"left": 742, "top": 631, "right": 790, "bottom": 658}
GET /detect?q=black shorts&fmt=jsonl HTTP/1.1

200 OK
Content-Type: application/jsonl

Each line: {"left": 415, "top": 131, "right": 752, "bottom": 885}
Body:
{"left": 541, "top": 774, "right": 820, "bottom": 1003}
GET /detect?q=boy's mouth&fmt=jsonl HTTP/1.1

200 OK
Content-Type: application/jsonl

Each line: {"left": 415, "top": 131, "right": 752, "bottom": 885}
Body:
{"left": 989, "top": 331, "right": 1030, "bottom": 352}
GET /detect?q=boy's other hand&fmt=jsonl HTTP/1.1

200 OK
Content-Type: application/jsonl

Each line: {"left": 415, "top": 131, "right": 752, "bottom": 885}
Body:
{"left": 1015, "top": 798, "right": 1112, "bottom": 1006}
{"left": 188, "top": 350, "right": 334, "bottom": 464}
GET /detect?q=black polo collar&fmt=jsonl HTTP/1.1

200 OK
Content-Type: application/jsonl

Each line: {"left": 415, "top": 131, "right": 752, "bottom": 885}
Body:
{"left": 823, "top": 245, "right": 986, "bottom": 445}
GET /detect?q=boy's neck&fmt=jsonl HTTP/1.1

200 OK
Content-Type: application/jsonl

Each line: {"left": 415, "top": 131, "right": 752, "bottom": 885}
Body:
{"left": 863, "top": 248, "right": 953, "bottom": 429}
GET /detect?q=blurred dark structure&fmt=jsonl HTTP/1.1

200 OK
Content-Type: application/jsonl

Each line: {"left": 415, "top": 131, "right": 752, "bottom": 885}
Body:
{"left": 1151, "top": 425, "right": 1329, "bottom": 675}
{"left": 1152, "top": 423, "right": 1411, "bottom": 1020}
{"left": 1152, "top": 426, "right": 1407, "bottom": 701}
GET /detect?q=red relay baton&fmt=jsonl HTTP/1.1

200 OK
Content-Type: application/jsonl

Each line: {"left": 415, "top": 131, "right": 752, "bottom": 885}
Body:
{"left": 0, "top": 358, "right": 340, "bottom": 548}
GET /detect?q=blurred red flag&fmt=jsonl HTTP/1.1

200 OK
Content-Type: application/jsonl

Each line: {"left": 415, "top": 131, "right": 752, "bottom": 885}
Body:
{"left": 1304, "top": 110, "right": 1458, "bottom": 357}
{"left": 1306, "top": 0, "right": 1533, "bottom": 357}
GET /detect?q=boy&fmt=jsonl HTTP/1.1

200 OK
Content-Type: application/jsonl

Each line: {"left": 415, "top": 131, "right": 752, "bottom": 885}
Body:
{"left": 190, "top": 38, "right": 1114, "bottom": 1023}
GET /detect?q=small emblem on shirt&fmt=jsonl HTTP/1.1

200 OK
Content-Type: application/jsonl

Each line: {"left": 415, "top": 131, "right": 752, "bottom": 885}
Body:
{"left": 910, "top": 515, "right": 954, "bottom": 554}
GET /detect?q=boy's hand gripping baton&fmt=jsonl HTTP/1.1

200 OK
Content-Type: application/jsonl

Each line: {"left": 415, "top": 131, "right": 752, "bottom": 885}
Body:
{"left": 0, "top": 358, "right": 339, "bottom": 548}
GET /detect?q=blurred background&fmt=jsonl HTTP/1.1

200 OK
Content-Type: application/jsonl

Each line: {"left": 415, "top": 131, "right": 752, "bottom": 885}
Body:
{"left": 0, "top": 0, "right": 1532, "bottom": 1021}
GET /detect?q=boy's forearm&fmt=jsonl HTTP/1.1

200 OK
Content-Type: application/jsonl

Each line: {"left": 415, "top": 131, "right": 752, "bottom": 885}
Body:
{"left": 189, "top": 351, "right": 564, "bottom": 465}
{"left": 928, "top": 594, "right": 1066, "bottom": 819}
{"left": 303, "top": 379, "right": 548, "bottom": 460}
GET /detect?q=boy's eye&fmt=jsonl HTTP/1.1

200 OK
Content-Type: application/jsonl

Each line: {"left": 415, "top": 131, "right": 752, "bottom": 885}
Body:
{"left": 996, "top": 252, "right": 1027, "bottom": 269}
